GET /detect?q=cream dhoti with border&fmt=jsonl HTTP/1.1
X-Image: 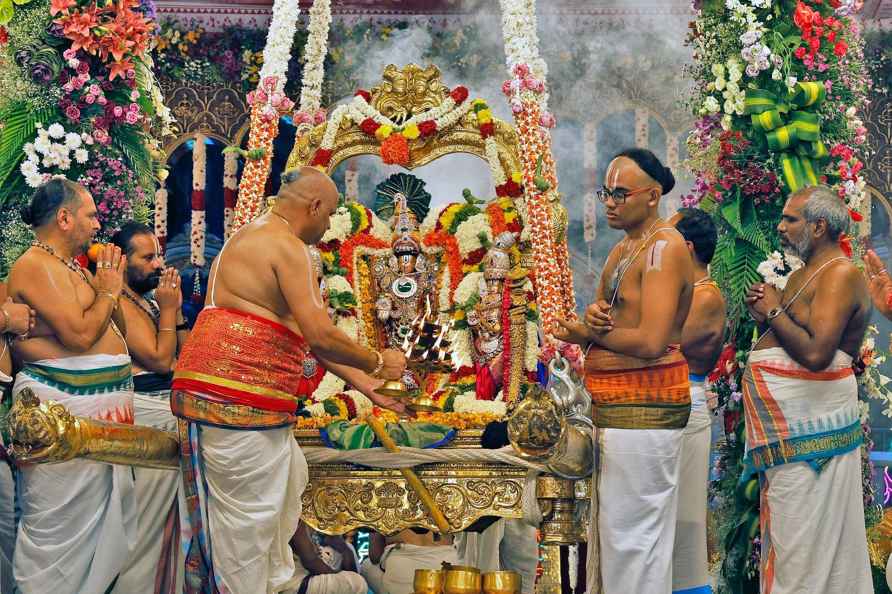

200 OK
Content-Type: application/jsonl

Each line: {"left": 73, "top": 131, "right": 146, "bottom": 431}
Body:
{"left": 112, "top": 373, "right": 184, "bottom": 594}
{"left": 672, "top": 376, "right": 712, "bottom": 594}
{"left": 12, "top": 354, "right": 137, "bottom": 594}
{"left": 743, "top": 348, "right": 871, "bottom": 594}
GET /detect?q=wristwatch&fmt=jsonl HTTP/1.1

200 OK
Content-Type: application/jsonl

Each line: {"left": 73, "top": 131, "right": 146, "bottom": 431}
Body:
{"left": 766, "top": 307, "right": 784, "bottom": 321}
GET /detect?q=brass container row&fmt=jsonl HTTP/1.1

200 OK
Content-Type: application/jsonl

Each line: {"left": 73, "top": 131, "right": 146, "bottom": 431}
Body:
{"left": 414, "top": 567, "right": 521, "bottom": 594}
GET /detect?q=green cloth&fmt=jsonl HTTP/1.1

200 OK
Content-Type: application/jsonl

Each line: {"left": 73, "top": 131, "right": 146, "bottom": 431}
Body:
{"left": 323, "top": 420, "right": 455, "bottom": 450}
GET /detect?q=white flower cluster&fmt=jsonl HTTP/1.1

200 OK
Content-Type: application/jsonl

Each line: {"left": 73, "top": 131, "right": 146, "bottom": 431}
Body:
{"left": 327, "top": 274, "right": 353, "bottom": 296}
{"left": 21, "top": 123, "right": 92, "bottom": 188}
{"left": 702, "top": 60, "right": 745, "bottom": 118}
{"left": 420, "top": 204, "right": 447, "bottom": 238}
{"left": 335, "top": 315, "right": 360, "bottom": 341}
{"left": 454, "top": 271, "right": 484, "bottom": 306}
{"left": 454, "top": 213, "right": 493, "bottom": 258}
{"left": 297, "top": 0, "right": 331, "bottom": 116}
{"left": 320, "top": 207, "right": 353, "bottom": 243}
{"left": 483, "top": 135, "right": 508, "bottom": 186}
{"left": 344, "top": 389, "right": 373, "bottom": 419}
{"left": 756, "top": 250, "right": 802, "bottom": 291}
{"left": 499, "top": 0, "right": 549, "bottom": 110}
{"left": 453, "top": 391, "right": 507, "bottom": 417}
{"left": 223, "top": 150, "right": 239, "bottom": 240}
{"left": 370, "top": 212, "right": 392, "bottom": 243}
{"left": 312, "top": 371, "right": 346, "bottom": 402}
{"left": 258, "top": 0, "right": 301, "bottom": 91}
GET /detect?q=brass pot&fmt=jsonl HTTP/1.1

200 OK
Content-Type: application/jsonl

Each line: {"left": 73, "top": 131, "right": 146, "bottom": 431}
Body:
{"left": 375, "top": 379, "right": 411, "bottom": 398}
{"left": 443, "top": 566, "right": 482, "bottom": 594}
{"left": 482, "top": 571, "right": 521, "bottom": 594}
{"left": 409, "top": 394, "right": 441, "bottom": 413}
{"left": 414, "top": 568, "right": 445, "bottom": 594}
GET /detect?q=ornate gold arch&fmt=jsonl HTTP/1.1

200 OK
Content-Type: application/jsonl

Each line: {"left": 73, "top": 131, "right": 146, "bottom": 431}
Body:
{"left": 286, "top": 64, "right": 523, "bottom": 178}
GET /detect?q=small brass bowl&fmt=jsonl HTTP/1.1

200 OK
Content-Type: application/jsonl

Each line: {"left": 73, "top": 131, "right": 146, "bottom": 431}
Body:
{"left": 375, "top": 379, "right": 411, "bottom": 398}
{"left": 409, "top": 394, "right": 442, "bottom": 413}
{"left": 414, "top": 568, "right": 444, "bottom": 594}
{"left": 482, "top": 571, "right": 521, "bottom": 594}
{"left": 443, "top": 566, "right": 482, "bottom": 594}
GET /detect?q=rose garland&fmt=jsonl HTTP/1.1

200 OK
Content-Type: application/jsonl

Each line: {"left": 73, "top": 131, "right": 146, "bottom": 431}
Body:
{"left": 232, "top": 0, "right": 301, "bottom": 230}
{"left": 294, "top": 0, "right": 332, "bottom": 134}
{"left": 310, "top": 86, "right": 473, "bottom": 169}
{"left": 154, "top": 187, "right": 168, "bottom": 250}
{"left": 223, "top": 149, "right": 238, "bottom": 240}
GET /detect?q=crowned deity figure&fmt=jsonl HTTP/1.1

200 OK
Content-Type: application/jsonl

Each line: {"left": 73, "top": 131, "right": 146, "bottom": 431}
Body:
{"left": 371, "top": 175, "right": 439, "bottom": 355}
{"left": 467, "top": 231, "right": 516, "bottom": 398}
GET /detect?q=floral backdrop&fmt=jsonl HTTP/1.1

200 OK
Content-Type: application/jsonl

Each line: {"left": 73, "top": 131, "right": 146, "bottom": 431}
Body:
{"left": 684, "top": 1, "right": 891, "bottom": 591}
{"left": 0, "top": 0, "right": 171, "bottom": 275}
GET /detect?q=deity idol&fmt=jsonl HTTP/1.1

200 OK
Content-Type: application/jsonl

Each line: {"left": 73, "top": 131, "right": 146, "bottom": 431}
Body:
{"left": 372, "top": 192, "right": 438, "bottom": 351}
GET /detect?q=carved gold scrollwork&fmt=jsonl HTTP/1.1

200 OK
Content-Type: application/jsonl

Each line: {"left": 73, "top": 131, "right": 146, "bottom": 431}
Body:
{"left": 371, "top": 64, "right": 450, "bottom": 123}
{"left": 158, "top": 79, "right": 250, "bottom": 154}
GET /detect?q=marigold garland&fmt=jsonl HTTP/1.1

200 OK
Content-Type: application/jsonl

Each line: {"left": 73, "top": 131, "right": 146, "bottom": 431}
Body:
{"left": 233, "top": 102, "right": 279, "bottom": 230}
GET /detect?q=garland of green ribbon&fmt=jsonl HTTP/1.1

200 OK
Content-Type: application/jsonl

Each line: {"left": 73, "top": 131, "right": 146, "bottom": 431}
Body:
{"left": 744, "top": 82, "right": 830, "bottom": 194}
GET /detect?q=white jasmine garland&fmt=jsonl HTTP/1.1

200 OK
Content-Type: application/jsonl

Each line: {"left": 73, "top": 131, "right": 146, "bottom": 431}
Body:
{"left": 320, "top": 207, "right": 353, "bottom": 243}
{"left": 326, "top": 274, "right": 353, "bottom": 295}
{"left": 344, "top": 390, "right": 373, "bottom": 419}
{"left": 335, "top": 315, "right": 359, "bottom": 341}
{"left": 154, "top": 187, "right": 168, "bottom": 241}
{"left": 312, "top": 372, "right": 346, "bottom": 402}
{"left": 420, "top": 204, "right": 447, "bottom": 237}
{"left": 305, "top": 402, "right": 327, "bottom": 418}
{"left": 297, "top": 0, "right": 332, "bottom": 116}
{"left": 370, "top": 214, "right": 392, "bottom": 242}
{"left": 258, "top": 0, "right": 301, "bottom": 92}
{"left": 756, "top": 250, "right": 802, "bottom": 290}
{"left": 191, "top": 135, "right": 207, "bottom": 267}
{"left": 449, "top": 326, "right": 474, "bottom": 369}
{"left": 453, "top": 392, "right": 507, "bottom": 416}
{"left": 454, "top": 272, "right": 484, "bottom": 306}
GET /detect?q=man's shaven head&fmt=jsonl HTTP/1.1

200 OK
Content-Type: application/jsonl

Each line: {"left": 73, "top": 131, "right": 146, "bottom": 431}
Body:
{"left": 277, "top": 167, "right": 340, "bottom": 245}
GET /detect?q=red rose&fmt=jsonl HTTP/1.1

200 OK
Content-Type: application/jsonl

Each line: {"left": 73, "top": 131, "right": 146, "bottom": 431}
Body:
{"left": 479, "top": 122, "right": 495, "bottom": 138}
{"left": 833, "top": 41, "right": 848, "bottom": 57}
{"left": 501, "top": 179, "right": 522, "bottom": 197}
{"left": 0, "top": 27, "right": 8, "bottom": 45}
{"left": 354, "top": 89, "right": 371, "bottom": 103}
{"left": 418, "top": 120, "right": 438, "bottom": 137}
{"left": 77, "top": 61, "right": 89, "bottom": 75}
{"left": 794, "top": 46, "right": 807, "bottom": 59}
{"left": 359, "top": 117, "right": 380, "bottom": 136}
{"left": 495, "top": 184, "right": 507, "bottom": 197}
{"left": 849, "top": 208, "right": 863, "bottom": 222}
{"left": 449, "top": 85, "right": 469, "bottom": 104}
{"left": 826, "top": 31, "right": 837, "bottom": 43}
{"left": 311, "top": 149, "right": 332, "bottom": 167}
{"left": 808, "top": 36, "right": 821, "bottom": 53}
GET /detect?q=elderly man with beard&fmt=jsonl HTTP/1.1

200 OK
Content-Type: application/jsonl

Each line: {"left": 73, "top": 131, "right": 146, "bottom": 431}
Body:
{"left": 744, "top": 185, "right": 872, "bottom": 594}
{"left": 7, "top": 179, "right": 135, "bottom": 594}
{"left": 110, "top": 222, "right": 188, "bottom": 594}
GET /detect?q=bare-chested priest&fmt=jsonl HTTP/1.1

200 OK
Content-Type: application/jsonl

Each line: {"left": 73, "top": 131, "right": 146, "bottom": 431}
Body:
{"left": 171, "top": 166, "right": 407, "bottom": 594}
{"left": 743, "top": 186, "right": 872, "bottom": 593}
{"left": 671, "top": 208, "right": 726, "bottom": 594}
{"left": 8, "top": 178, "right": 136, "bottom": 594}
{"left": 554, "top": 148, "right": 693, "bottom": 594}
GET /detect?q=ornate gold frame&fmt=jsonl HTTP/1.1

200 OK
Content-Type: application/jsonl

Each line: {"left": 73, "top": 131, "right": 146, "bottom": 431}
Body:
{"left": 286, "top": 64, "right": 523, "bottom": 177}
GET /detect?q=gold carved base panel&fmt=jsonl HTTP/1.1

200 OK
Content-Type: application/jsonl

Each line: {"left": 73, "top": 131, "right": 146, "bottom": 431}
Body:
{"left": 301, "top": 462, "right": 527, "bottom": 535}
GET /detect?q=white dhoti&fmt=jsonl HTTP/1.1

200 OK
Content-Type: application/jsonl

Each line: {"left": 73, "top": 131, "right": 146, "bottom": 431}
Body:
{"left": 362, "top": 543, "right": 459, "bottom": 594}
{"left": 743, "top": 348, "right": 871, "bottom": 594}
{"left": 12, "top": 355, "right": 137, "bottom": 594}
{"left": 672, "top": 379, "right": 712, "bottom": 594}
{"left": 455, "top": 519, "right": 539, "bottom": 594}
{"left": 590, "top": 428, "right": 683, "bottom": 594}
{"left": 0, "top": 435, "right": 15, "bottom": 594}
{"left": 182, "top": 423, "right": 308, "bottom": 594}
{"left": 112, "top": 382, "right": 183, "bottom": 594}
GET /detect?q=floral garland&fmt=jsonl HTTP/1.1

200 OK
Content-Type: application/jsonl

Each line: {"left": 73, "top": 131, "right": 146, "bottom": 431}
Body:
{"left": 499, "top": 0, "right": 549, "bottom": 111}
{"left": 293, "top": 0, "right": 331, "bottom": 132}
{"left": 232, "top": 0, "right": 301, "bottom": 230}
{"left": 756, "top": 251, "right": 802, "bottom": 291}
{"left": 191, "top": 134, "right": 206, "bottom": 269}
{"left": 222, "top": 149, "right": 238, "bottom": 240}
{"left": 470, "top": 98, "right": 524, "bottom": 197}
{"left": 310, "top": 86, "right": 473, "bottom": 169}
{"left": 154, "top": 187, "right": 167, "bottom": 250}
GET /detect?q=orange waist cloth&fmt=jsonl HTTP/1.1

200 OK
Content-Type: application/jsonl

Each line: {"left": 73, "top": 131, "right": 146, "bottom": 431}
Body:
{"left": 584, "top": 345, "right": 691, "bottom": 429}
{"left": 172, "top": 307, "right": 324, "bottom": 427}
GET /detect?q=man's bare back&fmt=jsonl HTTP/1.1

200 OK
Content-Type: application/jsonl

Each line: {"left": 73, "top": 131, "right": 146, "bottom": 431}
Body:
{"left": 207, "top": 213, "right": 317, "bottom": 339}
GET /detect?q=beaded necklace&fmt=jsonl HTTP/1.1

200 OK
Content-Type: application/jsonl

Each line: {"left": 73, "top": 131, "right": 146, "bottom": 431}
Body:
{"left": 31, "top": 240, "right": 86, "bottom": 280}
{"left": 121, "top": 288, "right": 160, "bottom": 328}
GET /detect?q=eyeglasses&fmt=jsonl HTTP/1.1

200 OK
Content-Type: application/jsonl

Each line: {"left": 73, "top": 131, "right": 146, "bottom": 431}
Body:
{"left": 596, "top": 186, "right": 654, "bottom": 205}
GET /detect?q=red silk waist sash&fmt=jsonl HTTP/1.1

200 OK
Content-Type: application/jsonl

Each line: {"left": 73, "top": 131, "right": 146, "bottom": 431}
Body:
{"left": 172, "top": 307, "right": 324, "bottom": 426}
{"left": 584, "top": 345, "right": 691, "bottom": 430}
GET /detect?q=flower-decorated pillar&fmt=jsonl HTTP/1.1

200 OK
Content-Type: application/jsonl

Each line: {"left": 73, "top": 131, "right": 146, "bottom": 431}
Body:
{"left": 499, "top": 0, "right": 576, "bottom": 333}
{"left": 232, "top": 0, "right": 299, "bottom": 230}
{"left": 190, "top": 134, "right": 207, "bottom": 302}
{"left": 293, "top": 0, "right": 332, "bottom": 140}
